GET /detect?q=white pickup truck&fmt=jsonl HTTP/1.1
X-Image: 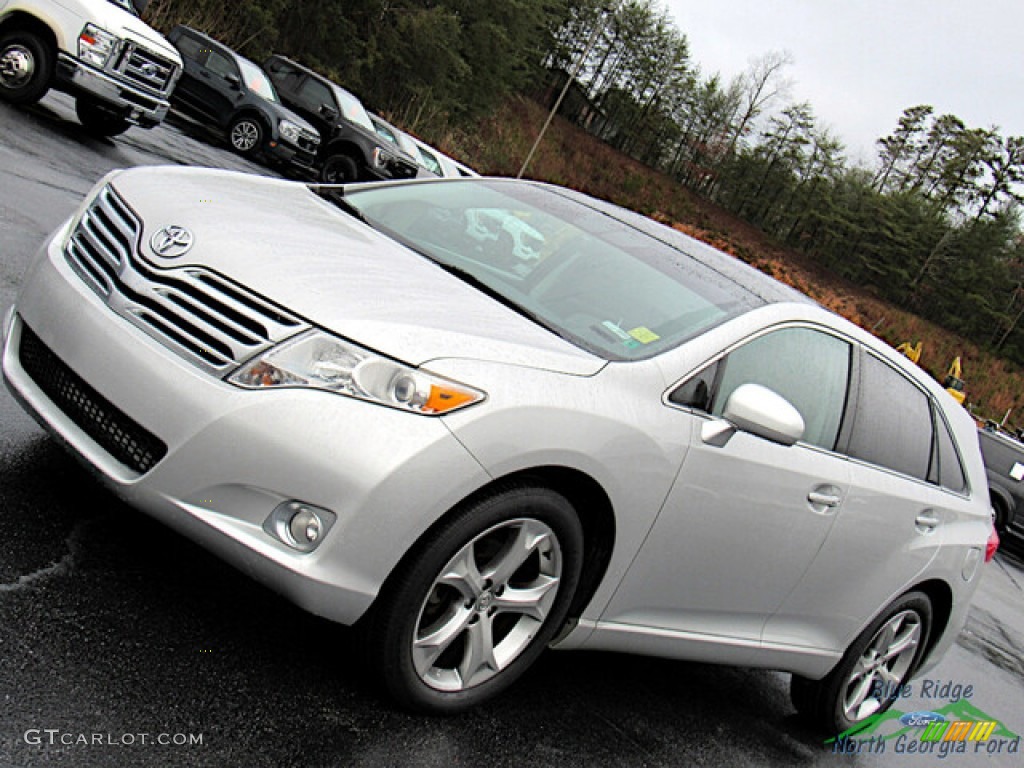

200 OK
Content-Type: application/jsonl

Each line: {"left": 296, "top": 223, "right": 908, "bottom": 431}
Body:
{"left": 0, "top": 0, "right": 180, "bottom": 135}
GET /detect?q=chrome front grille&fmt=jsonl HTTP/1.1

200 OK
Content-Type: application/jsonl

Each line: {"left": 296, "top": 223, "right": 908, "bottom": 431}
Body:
{"left": 112, "top": 42, "right": 177, "bottom": 94}
{"left": 65, "top": 186, "right": 306, "bottom": 375}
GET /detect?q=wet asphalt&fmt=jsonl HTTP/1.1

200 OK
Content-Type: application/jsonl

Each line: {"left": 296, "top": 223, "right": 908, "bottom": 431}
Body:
{"left": 0, "top": 93, "right": 1022, "bottom": 768}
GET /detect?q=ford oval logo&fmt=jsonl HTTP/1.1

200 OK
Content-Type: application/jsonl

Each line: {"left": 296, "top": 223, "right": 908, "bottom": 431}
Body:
{"left": 151, "top": 225, "right": 194, "bottom": 259}
{"left": 899, "top": 711, "right": 946, "bottom": 728}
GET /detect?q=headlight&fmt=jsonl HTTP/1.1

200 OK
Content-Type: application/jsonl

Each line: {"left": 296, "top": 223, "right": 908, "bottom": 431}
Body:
{"left": 278, "top": 119, "right": 303, "bottom": 145}
{"left": 229, "top": 331, "right": 484, "bottom": 415}
{"left": 78, "top": 24, "right": 119, "bottom": 68}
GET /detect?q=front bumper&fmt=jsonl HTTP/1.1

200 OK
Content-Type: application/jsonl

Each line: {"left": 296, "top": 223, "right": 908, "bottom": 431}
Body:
{"left": 55, "top": 52, "right": 171, "bottom": 127}
{"left": 267, "top": 138, "right": 318, "bottom": 173}
{"left": 2, "top": 226, "right": 490, "bottom": 625}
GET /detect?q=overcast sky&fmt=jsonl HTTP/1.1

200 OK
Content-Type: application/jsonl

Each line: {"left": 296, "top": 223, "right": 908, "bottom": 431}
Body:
{"left": 663, "top": 0, "right": 1024, "bottom": 165}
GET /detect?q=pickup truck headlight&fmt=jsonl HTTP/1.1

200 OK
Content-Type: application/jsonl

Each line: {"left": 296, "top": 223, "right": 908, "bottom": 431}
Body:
{"left": 78, "top": 24, "right": 119, "bottom": 68}
{"left": 230, "top": 331, "right": 484, "bottom": 415}
{"left": 278, "top": 119, "right": 303, "bottom": 146}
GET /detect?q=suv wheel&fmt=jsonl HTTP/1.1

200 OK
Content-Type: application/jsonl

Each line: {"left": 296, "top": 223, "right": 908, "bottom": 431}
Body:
{"left": 361, "top": 485, "right": 584, "bottom": 713}
{"left": 321, "top": 153, "right": 360, "bottom": 184}
{"left": 791, "top": 590, "right": 932, "bottom": 733}
{"left": 229, "top": 116, "right": 264, "bottom": 155}
{"left": 0, "top": 31, "right": 53, "bottom": 104}
{"left": 75, "top": 98, "right": 130, "bottom": 137}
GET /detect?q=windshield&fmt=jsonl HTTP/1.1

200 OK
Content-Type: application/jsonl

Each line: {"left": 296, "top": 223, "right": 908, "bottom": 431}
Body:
{"left": 107, "top": 0, "right": 139, "bottom": 15}
{"left": 342, "top": 180, "right": 763, "bottom": 360}
{"left": 239, "top": 58, "right": 278, "bottom": 103}
{"left": 334, "top": 88, "right": 375, "bottom": 133}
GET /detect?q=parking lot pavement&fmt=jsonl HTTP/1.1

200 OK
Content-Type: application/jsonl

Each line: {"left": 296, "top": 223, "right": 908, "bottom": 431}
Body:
{"left": 1, "top": 95, "right": 1022, "bottom": 768}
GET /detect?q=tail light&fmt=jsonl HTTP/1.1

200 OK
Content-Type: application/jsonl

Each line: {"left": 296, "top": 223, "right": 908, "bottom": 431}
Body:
{"left": 985, "top": 525, "right": 1000, "bottom": 563}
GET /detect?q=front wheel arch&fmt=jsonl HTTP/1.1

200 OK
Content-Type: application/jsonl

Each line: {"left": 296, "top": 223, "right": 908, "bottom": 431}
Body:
{"left": 359, "top": 482, "right": 585, "bottom": 712}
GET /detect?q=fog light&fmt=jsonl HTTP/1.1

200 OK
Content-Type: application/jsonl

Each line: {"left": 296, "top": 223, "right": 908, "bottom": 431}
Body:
{"left": 264, "top": 500, "right": 336, "bottom": 553}
{"left": 289, "top": 507, "right": 321, "bottom": 545}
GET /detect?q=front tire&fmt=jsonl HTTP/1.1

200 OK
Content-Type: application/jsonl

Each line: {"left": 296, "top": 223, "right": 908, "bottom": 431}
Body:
{"left": 362, "top": 485, "right": 584, "bottom": 713}
{"left": 791, "top": 590, "right": 932, "bottom": 733}
{"left": 0, "top": 31, "right": 53, "bottom": 105}
{"left": 320, "top": 153, "right": 360, "bottom": 183}
{"left": 75, "top": 98, "right": 130, "bottom": 137}
{"left": 229, "top": 115, "right": 264, "bottom": 155}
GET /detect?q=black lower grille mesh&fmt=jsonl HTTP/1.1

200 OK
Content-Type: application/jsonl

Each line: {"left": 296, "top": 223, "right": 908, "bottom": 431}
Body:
{"left": 18, "top": 324, "right": 167, "bottom": 474}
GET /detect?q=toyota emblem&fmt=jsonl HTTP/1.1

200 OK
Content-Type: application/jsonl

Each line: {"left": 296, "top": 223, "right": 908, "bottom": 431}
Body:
{"left": 150, "top": 225, "right": 194, "bottom": 259}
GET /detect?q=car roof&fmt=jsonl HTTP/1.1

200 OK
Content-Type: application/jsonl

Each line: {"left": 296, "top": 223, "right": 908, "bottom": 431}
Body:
{"left": 172, "top": 25, "right": 262, "bottom": 71}
{"left": 265, "top": 54, "right": 361, "bottom": 102}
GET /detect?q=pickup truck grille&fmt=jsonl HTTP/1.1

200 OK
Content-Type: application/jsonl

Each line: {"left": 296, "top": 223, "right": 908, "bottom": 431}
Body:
{"left": 113, "top": 42, "right": 177, "bottom": 94}
{"left": 64, "top": 185, "right": 306, "bottom": 375}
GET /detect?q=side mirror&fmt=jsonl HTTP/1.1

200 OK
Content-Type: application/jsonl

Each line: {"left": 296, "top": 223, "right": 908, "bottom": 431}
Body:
{"left": 701, "top": 383, "right": 805, "bottom": 447}
{"left": 319, "top": 103, "right": 339, "bottom": 121}
{"left": 225, "top": 73, "right": 241, "bottom": 89}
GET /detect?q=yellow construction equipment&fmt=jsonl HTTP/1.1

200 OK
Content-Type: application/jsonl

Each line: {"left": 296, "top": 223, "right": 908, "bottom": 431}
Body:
{"left": 896, "top": 340, "right": 922, "bottom": 364}
{"left": 944, "top": 357, "right": 966, "bottom": 405}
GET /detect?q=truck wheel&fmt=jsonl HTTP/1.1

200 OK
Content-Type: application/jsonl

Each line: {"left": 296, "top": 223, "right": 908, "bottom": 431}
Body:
{"left": 321, "top": 153, "right": 360, "bottom": 184}
{"left": 75, "top": 98, "right": 130, "bottom": 137}
{"left": 229, "top": 115, "right": 264, "bottom": 155}
{"left": 0, "top": 31, "right": 53, "bottom": 105}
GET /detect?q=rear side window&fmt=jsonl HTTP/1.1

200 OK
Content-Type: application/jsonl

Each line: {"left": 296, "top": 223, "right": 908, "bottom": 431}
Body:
{"left": 174, "top": 33, "right": 204, "bottom": 62}
{"left": 847, "top": 355, "right": 934, "bottom": 481}
{"left": 935, "top": 409, "right": 967, "bottom": 492}
{"left": 699, "top": 327, "right": 851, "bottom": 450}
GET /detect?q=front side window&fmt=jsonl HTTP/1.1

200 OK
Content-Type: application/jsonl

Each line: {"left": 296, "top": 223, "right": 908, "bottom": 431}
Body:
{"left": 847, "top": 354, "right": 934, "bottom": 481}
{"left": 709, "top": 327, "right": 851, "bottom": 450}
{"left": 205, "top": 51, "right": 237, "bottom": 81}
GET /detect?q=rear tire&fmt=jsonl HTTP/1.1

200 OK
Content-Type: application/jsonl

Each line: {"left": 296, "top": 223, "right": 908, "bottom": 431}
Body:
{"left": 0, "top": 31, "right": 53, "bottom": 105}
{"left": 360, "top": 484, "right": 584, "bottom": 713}
{"left": 791, "top": 590, "right": 932, "bottom": 733}
{"left": 75, "top": 98, "right": 130, "bottom": 137}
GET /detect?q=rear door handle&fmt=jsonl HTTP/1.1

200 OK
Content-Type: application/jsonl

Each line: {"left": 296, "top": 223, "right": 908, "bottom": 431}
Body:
{"left": 915, "top": 511, "right": 941, "bottom": 534}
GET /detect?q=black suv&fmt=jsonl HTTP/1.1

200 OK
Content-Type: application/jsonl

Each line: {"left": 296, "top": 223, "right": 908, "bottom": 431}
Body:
{"left": 263, "top": 55, "right": 419, "bottom": 183}
{"left": 167, "top": 27, "right": 320, "bottom": 173}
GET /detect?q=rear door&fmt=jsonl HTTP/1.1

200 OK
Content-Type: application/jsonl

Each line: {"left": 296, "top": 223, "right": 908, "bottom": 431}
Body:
{"left": 602, "top": 325, "right": 854, "bottom": 643}
{"left": 764, "top": 351, "right": 964, "bottom": 653}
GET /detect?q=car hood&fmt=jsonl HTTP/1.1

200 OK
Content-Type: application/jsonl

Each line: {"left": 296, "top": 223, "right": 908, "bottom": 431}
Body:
{"left": 110, "top": 167, "right": 604, "bottom": 376}
{"left": 89, "top": 3, "right": 182, "bottom": 64}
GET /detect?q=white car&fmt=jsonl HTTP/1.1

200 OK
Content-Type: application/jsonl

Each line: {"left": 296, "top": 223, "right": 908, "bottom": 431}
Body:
{"left": 2, "top": 168, "right": 997, "bottom": 727}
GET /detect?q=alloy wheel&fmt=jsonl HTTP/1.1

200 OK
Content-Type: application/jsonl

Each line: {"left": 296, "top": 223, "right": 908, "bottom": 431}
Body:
{"left": 412, "top": 517, "right": 563, "bottom": 692}
{"left": 230, "top": 120, "right": 260, "bottom": 152}
{"left": 841, "top": 609, "right": 922, "bottom": 722}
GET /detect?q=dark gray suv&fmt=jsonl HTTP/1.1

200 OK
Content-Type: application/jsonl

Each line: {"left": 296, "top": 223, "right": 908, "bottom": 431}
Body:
{"left": 167, "top": 27, "right": 319, "bottom": 173}
{"left": 263, "top": 54, "right": 419, "bottom": 183}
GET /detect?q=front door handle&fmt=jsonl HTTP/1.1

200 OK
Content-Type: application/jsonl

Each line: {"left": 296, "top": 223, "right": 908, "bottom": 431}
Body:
{"left": 807, "top": 485, "right": 843, "bottom": 514}
{"left": 915, "top": 511, "right": 941, "bottom": 534}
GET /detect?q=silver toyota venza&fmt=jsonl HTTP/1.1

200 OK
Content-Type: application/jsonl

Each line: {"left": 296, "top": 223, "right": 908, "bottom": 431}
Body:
{"left": 2, "top": 168, "right": 997, "bottom": 728}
